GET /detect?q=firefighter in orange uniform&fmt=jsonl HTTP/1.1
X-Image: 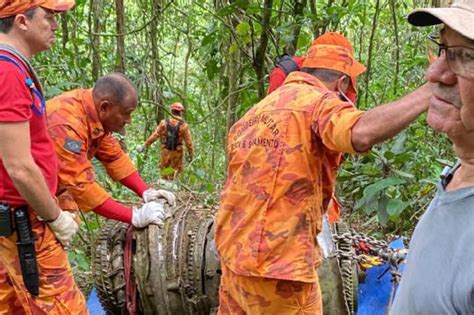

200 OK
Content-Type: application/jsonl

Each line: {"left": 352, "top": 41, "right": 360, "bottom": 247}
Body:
{"left": 215, "top": 32, "right": 432, "bottom": 314}
{"left": 47, "top": 73, "right": 176, "bottom": 228}
{"left": 0, "top": 1, "right": 87, "bottom": 313}
{"left": 137, "top": 102, "right": 194, "bottom": 180}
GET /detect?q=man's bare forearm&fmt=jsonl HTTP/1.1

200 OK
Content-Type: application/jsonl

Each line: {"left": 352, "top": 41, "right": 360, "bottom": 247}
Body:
{"left": 6, "top": 161, "right": 61, "bottom": 221}
{"left": 0, "top": 122, "right": 60, "bottom": 221}
{"left": 352, "top": 83, "right": 431, "bottom": 152}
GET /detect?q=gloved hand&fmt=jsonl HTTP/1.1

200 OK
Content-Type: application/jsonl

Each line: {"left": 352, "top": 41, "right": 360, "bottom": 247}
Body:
{"left": 132, "top": 201, "right": 166, "bottom": 228}
{"left": 47, "top": 211, "right": 79, "bottom": 247}
{"left": 136, "top": 144, "right": 146, "bottom": 154}
{"left": 143, "top": 188, "right": 176, "bottom": 207}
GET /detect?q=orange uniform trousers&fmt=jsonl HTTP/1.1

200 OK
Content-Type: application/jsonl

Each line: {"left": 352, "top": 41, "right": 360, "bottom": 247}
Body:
{"left": 218, "top": 264, "right": 322, "bottom": 315}
{"left": 0, "top": 209, "right": 87, "bottom": 315}
{"left": 160, "top": 148, "right": 184, "bottom": 180}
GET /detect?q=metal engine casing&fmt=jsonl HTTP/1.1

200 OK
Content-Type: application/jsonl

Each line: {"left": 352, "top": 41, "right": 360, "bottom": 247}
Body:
{"left": 93, "top": 202, "right": 220, "bottom": 314}
{"left": 92, "top": 201, "right": 355, "bottom": 315}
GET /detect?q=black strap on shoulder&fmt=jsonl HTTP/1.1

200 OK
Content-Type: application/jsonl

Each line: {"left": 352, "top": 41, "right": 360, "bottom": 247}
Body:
{"left": 275, "top": 54, "right": 300, "bottom": 75}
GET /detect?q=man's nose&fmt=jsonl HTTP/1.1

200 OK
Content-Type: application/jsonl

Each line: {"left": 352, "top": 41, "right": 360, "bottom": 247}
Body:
{"left": 425, "top": 52, "right": 457, "bottom": 86}
{"left": 51, "top": 18, "right": 58, "bottom": 32}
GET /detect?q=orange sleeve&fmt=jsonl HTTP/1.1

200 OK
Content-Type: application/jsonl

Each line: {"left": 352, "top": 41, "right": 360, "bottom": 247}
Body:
{"left": 182, "top": 123, "right": 193, "bottom": 156}
{"left": 95, "top": 134, "right": 137, "bottom": 181}
{"left": 144, "top": 120, "right": 166, "bottom": 147}
{"left": 312, "top": 95, "right": 364, "bottom": 154}
{"left": 48, "top": 124, "right": 110, "bottom": 211}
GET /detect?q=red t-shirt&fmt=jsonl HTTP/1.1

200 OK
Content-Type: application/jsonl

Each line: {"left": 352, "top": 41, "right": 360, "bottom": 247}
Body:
{"left": 0, "top": 51, "right": 58, "bottom": 206}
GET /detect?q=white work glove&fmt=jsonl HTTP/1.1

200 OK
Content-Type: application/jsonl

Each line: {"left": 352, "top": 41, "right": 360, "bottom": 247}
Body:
{"left": 132, "top": 201, "right": 166, "bottom": 228}
{"left": 142, "top": 188, "right": 176, "bottom": 207}
{"left": 136, "top": 144, "right": 146, "bottom": 154}
{"left": 47, "top": 211, "right": 79, "bottom": 247}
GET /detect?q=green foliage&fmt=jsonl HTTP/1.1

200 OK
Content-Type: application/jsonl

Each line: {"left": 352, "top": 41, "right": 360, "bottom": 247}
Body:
{"left": 32, "top": 0, "right": 447, "bottom": 244}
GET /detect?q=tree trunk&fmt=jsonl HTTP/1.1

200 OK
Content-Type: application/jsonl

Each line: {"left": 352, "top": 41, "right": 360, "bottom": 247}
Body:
{"left": 389, "top": 0, "right": 400, "bottom": 95}
{"left": 90, "top": 0, "right": 103, "bottom": 81}
{"left": 253, "top": 0, "right": 273, "bottom": 100}
{"left": 363, "top": 0, "right": 381, "bottom": 107}
{"left": 286, "top": 0, "right": 307, "bottom": 55}
{"left": 115, "top": 0, "right": 126, "bottom": 73}
{"left": 150, "top": 0, "right": 165, "bottom": 124}
{"left": 60, "top": 13, "right": 69, "bottom": 50}
{"left": 226, "top": 46, "right": 241, "bottom": 133}
{"left": 183, "top": 19, "right": 192, "bottom": 99}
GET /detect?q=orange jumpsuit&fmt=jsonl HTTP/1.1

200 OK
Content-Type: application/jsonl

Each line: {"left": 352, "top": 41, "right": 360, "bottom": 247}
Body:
{"left": 0, "top": 209, "right": 87, "bottom": 315}
{"left": 144, "top": 116, "right": 193, "bottom": 180}
{"left": 46, "top": 89, "right": 138, "bottom": 212}
{"left": 215, "top": 72, "right": 364, "bottom": 314}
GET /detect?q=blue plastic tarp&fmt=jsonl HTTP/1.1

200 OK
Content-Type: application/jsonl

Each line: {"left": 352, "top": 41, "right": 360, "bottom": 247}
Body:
{"left": 356, "top": 238, "right": 405, "bottom": 315}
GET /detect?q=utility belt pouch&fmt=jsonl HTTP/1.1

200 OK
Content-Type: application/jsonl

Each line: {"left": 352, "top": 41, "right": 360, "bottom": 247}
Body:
{"left": 14, "top": 206, "right": 39, "bottom": 296}
{"left": 0, "top": 202, "right": 13, "bottom": 237}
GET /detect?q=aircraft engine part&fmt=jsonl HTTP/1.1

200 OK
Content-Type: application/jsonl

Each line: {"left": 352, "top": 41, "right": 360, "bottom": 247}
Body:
{"left": 133, "top": 205, "right": 219, "bottom": 314}
{"left": 92, "top": 220, "right": 129, "bottom": 314}
{"left": 92, "top": 195, "right": 356, "bottom": 315}
{"left": 92, "top": 195, "right": 220, "bottom": 314}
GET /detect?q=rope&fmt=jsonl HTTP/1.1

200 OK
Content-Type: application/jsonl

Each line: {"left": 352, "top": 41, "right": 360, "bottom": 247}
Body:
{"left": 124, "top": 225, "right": 137, "bottom": 314}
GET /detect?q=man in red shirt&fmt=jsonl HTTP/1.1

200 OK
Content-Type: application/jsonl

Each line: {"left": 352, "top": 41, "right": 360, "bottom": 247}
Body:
{"left": 0, "top": 1, "right": 87, "bottom": 313}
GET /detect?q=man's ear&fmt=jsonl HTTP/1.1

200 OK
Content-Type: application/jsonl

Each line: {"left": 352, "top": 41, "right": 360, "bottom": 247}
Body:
{"left": 337, "top": 76, "right": 350, "bottom": 93}
{"left": 98, "top": 100, "right": 110, "bottom": 113}
{"left": 14, "top": 14, "right": 29, "bottom": 32}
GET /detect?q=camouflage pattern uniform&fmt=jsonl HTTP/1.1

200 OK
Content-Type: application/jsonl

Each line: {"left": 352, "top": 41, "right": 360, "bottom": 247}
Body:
{"left": 46, "top": 89, "right": 138, "bottom": 212}
{"left": 215, "top": 71, "right": 364, "bottom": 314}
{"left": 0, "top": 209, "right": 87, "bottom": 315}
{"left": 144, "top": 116, "right": 193, "bottom": 180}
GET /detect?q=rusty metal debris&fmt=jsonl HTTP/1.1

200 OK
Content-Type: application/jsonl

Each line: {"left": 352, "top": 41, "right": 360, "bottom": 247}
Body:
{"left": 92, "top": 192, "right": 220, "bottom": 314}
{"left": 92, "top": 220, "right": 129, "bottom": 314}
{"left": 92, "top": 193, "right": 366, "bottom": 315}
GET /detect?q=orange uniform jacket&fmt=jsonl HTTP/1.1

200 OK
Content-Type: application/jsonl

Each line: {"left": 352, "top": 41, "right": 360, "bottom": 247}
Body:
{"left": 215, "top": 72, "right": 364, "bottom": 283}
{"left": 144, "top": 116, "right": 193, "bottom": 171}
{"left": 145, "top": 116, "right": 193, "bottom": 154}
{"left": 47, "top": 89, "right": 137, "bottom": 211}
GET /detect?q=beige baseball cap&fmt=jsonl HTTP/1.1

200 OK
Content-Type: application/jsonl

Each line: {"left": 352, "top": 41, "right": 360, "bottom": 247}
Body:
{"left": 408, "top": 0, "right": 474, "bottom": 40}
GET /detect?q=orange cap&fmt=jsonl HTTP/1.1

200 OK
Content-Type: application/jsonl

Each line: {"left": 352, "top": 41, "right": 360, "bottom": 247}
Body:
{"left": 312, "top": 32, "right": 354, "bottom": 53}
{"left": 0, "top": 0, "right": 75, "bottom": 19}
{"left": 303, "top": 32, "right": 366, "bottom": 100}
{"left": 303, "top": 33, "right": 365, "bottom": 78}
{"left": 171, "top": 102, "right": 184, "bottom": 112}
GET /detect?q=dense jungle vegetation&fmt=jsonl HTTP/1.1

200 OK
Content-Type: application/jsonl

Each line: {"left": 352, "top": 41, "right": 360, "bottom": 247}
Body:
{"left": 32, "top": 0, "right": 455, "bottom": 280}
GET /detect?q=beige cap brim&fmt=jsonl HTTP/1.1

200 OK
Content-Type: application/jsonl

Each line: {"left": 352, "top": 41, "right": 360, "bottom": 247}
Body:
{"left": 408, "top": 6, "right": 474, "bottom": 40}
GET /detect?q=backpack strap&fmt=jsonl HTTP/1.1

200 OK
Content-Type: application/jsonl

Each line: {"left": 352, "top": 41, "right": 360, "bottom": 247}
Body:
{"left": 0, "top": 51, "right": 46, "bottom": 116}
{"left": 275, "top": 54, "right": 300, "bottom": 76}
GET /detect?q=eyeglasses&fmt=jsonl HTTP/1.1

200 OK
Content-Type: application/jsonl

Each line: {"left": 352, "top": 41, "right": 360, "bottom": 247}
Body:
{"left": 427, "top": 34, "right": 474, "bottom": 79}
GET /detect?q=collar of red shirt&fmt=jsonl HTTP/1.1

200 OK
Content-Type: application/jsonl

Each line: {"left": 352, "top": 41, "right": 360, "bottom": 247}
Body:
{"left": 82, "top": 89, "right": 105, "bottom": 139}
{"left": 283, "top": 71, "right": 329, "bottom": 90}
